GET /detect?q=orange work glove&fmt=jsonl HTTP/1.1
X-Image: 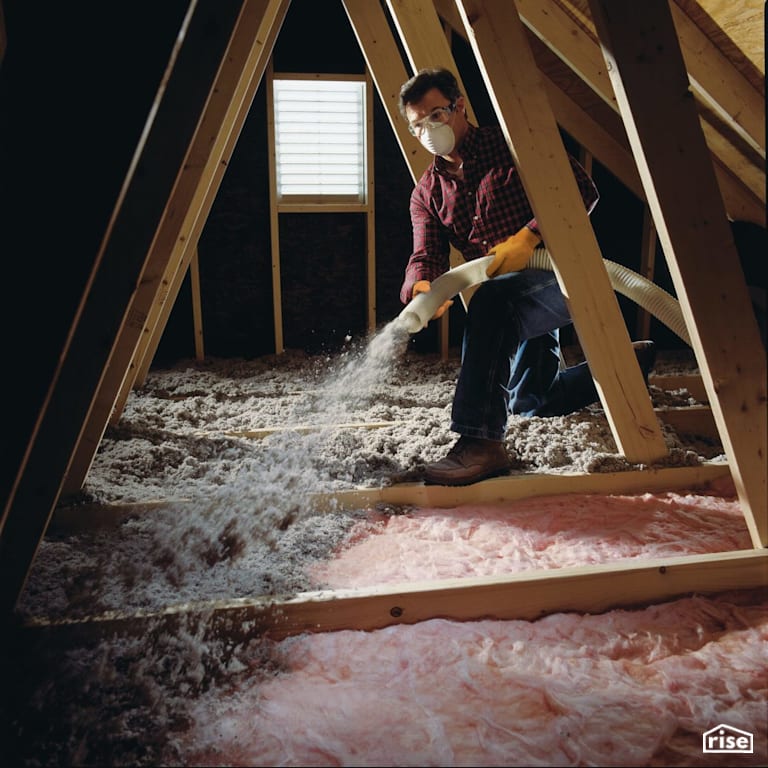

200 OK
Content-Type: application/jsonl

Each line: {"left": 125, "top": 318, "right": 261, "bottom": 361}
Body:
{"left": 485, "top": 226, "right": 540, "bottom": 278}
{"left": 412, "top": 280, "right": 453, "bottom": 320}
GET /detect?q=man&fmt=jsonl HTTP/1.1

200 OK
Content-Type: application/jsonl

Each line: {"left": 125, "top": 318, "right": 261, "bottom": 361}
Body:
{"left": 398, "top": 67, "right": 655, "bottom": 486}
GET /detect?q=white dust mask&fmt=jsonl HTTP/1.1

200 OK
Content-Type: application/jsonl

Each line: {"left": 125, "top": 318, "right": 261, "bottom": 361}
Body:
{"left": 419, "top": 122, "right": 456, "bottom": 156}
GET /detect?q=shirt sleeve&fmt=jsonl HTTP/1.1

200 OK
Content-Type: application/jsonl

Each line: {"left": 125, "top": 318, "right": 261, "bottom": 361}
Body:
{"left": 526, "top": 155, "right": 599, "bottom": 240}
{"left": 399, "top": 188, "right": 451, "bottom": 305}
{"left": 571, "top": 155, "right": 600, "bottom": 215}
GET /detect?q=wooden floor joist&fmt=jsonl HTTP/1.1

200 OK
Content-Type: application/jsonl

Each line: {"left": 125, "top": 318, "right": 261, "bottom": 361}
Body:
{"left": 648, "top": 373, "right": 708, "bottom": 402}
{"left": 655, "top": 405, "right": 719, "bottom": 441}
{"left": 19, "top": 548, "right": 768, "bottom": 643}
{"left": 51, "top": 463, "right": 731, "bottom": 531}
{"left": 193, "top": 401, "right": 716, "bottom": 442}
{"left": 216, "top": 421, "right": 405, "bottom": 439}
{"left": 312, "top": 462, "right": 732, "bottom": 511}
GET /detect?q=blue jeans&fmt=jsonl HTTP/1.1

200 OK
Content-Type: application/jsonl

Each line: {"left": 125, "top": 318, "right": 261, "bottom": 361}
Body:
{"left": 451, "top": 269, "right": 599, "bottom": 440}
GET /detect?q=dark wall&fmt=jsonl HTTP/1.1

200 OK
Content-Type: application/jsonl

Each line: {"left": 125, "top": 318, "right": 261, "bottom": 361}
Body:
{"left": 179, "top": 0, "right": 416, "bottom": 361}
{"left": 0, "top": 0, "right": 192, "bottom": 505}
{"left": 171, "top": 0, "right": 665, "bottom": 363}
{"left": 162, "top": 0, "right": 670, "bottom": 364}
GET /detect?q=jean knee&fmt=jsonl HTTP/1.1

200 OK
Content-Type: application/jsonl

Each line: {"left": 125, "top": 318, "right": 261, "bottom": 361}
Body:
{"left": 467, "top": 279, "right": 510, "bottom": 327}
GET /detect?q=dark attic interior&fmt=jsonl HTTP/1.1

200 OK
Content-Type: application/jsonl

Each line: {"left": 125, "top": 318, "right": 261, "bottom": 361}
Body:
{"left": 0, "top": 1, "right": 766, "bottom": 766}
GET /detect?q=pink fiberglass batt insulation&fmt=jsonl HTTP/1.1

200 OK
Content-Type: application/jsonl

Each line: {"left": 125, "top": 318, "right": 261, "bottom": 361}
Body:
{"left": 181, "top": 594, "right": 766, "bottom": 767}
{"left": 178, "top": 479, "right": 767, "bottom": 767}
{"left": 310, "top": 485, "right": 753, "bottom": 587}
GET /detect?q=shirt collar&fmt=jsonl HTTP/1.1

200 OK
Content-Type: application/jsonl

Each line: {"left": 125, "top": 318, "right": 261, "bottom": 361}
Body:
{"left": 432, "top": 124, "right": 478, "bottom": 177}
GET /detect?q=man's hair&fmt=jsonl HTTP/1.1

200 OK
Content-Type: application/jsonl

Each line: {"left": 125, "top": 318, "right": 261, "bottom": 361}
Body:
{"left": 398, "top": 67, "right": 462, "bottom": 118}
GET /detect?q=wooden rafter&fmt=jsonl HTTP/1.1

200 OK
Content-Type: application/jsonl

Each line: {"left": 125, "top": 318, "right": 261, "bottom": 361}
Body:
{"left": 513, "top": 0, "right": 765, "bottom": 214}
{"left": 342, "top": 0, "right": 433, "bottom": 183}
{"left": 669, "top": 2, "right": 764, "bottom": 158}
{"left": 669, "top": 0, "right": 765, "bottom": 86}
{"left": 587, "top": 0, "right": 767, "bottom": 547}
{"left": 62, "top": 0, "right": 290, "bottom": 493}
{"left": 385, "top": 0, "right": 478, "bottom": 125}
{"left": 0, "top": 1, "right": 266, "bottom": 616}
{"left": 433, "top": 0, "right": 645, "bottom": 200}
{"left": 437, "top": 0, "right": 765, "bottom": 226}
{"left": 451, "top": 0, "right": 667, "bottom": 463}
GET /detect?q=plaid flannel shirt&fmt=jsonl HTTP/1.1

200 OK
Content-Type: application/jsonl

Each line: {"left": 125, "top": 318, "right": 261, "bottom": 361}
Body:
{"left": 400, "top": 124, "right": 599, "bottom": 304}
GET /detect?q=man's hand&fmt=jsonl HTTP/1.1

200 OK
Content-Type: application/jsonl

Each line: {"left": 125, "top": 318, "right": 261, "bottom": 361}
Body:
{"left": 486, "top": 227, "right": 540, "bottom": 277}
{"left": 413, "top": 280, "right": 453, "bottom": 320}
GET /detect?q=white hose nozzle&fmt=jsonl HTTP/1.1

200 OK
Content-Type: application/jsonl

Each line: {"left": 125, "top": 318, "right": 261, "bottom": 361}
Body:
{"left": 397, "top": 249, "right": 690, "bottom": 346}
{"left": 398, "top": 255, "right": 496, "bottom": 333}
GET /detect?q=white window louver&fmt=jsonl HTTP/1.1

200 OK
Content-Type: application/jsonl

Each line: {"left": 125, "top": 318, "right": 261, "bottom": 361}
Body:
{"left": 274, "top": 78, "right": 366, "bottom": 200}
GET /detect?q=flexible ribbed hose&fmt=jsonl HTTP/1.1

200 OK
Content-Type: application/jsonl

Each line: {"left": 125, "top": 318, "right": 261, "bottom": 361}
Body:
{"left": 527, "top": 248, "right": 691, "bottom": 346}
{"left": 399, "top": 247, "right": 691, "bottom": 347}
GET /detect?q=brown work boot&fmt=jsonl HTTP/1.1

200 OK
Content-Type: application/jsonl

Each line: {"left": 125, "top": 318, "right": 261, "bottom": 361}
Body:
{"left": 424, "top": 436, "right": 511, "bottom": 486}
{"left": 632, "top": 340, "right": 656, "bottom": 382}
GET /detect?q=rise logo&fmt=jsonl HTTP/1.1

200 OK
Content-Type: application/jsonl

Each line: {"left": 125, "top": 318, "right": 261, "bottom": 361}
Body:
{"left": 702, "top": 724, "right": 754, "bottom": 754}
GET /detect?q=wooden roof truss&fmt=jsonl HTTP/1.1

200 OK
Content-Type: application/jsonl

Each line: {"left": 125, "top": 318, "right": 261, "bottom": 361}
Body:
{"left": 1, "top": 0, "right": 765, "bottom": 632}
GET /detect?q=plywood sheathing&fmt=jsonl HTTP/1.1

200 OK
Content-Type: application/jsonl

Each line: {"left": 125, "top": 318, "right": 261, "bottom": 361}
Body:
{"left": 675, "top": 0, "right": 765, "bottom": 80}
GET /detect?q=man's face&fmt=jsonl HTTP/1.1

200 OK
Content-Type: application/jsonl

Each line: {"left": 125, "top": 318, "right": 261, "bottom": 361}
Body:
{"left": 405, "top": 88, "right": 466, "bottom": 148}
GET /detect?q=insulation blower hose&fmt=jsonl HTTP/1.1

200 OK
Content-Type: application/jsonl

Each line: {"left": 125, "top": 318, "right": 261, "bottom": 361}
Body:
{"left": 398, "top": 247, "right": 691, "bottom": 347}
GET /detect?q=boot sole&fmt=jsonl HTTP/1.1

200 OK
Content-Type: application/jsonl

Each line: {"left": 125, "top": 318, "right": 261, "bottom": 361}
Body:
{"left": 424, "top": 465, "right": 511, "bottom": 487}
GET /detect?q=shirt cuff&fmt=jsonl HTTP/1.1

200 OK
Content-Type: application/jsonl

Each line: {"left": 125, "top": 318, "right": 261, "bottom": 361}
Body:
{"left": 526, "top": 220, "right": 540, "bottom": 238}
